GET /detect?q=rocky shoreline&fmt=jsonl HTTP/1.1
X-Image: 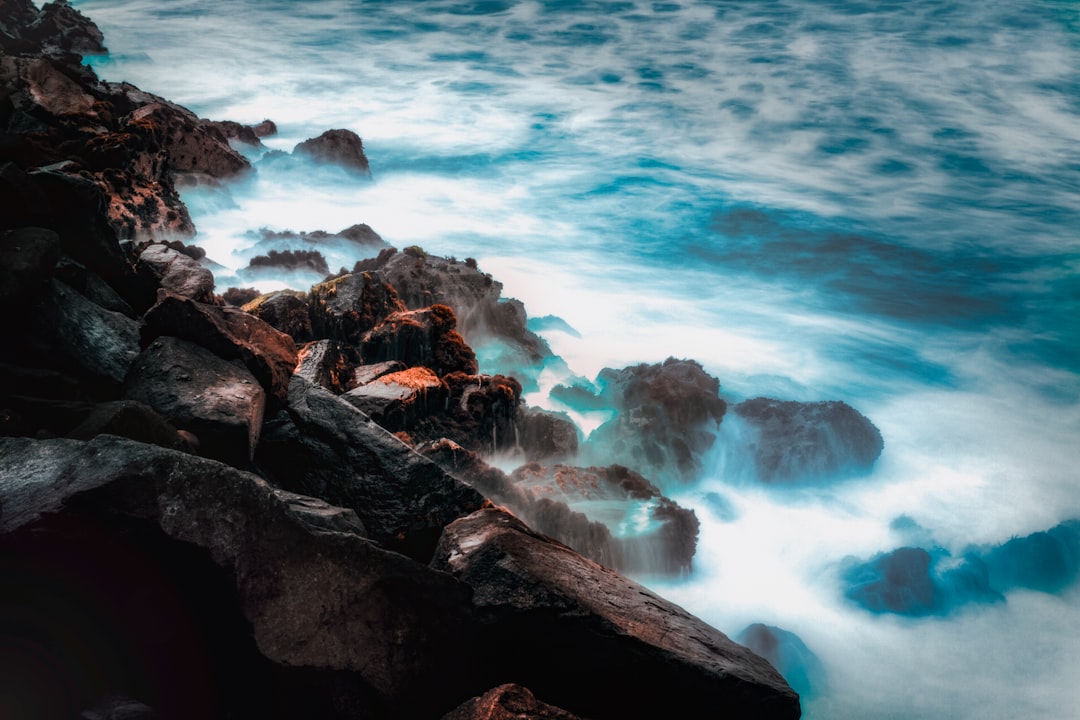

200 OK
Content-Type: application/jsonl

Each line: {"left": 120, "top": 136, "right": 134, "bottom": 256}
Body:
{"left": 1, "top": 2, "right": 889, "bottom": 717}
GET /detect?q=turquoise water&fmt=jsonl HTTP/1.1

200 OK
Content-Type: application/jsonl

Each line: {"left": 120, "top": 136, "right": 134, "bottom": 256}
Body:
{"left": 76, "top": 0, "right": 1080, "bottom": 716}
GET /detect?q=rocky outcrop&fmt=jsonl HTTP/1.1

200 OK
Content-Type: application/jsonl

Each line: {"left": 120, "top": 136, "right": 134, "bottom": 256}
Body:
{"left": 293, "top": 129, "right": 371, "bottom": 177}
{"left": 577, "top": 358, "right": 727, "bottom": 486}
{"left": 308, "top": 271, "right": 405, "bottom": 345}
{"left": 136, "top": 243, "right": 215, "bottom": 303}
{"left": 515, "top": 406, "right": 580, "bottom": 462}
{"left": 242, "top": 290, "right": 314, "bottom": 343}
{"left": 362, "top": 304, "right": 479, "bottom": 376}
{"left": 247, "top": 248, "right": 329, "bottom": 275}
{"left": 731, "top": 398, "right": 884, "bottom": 484}
{"left": 342, "top": 366, "right": 447, "bottom": 431}
{"left": 433, "top": 508, "right": 801, "bottom": 719}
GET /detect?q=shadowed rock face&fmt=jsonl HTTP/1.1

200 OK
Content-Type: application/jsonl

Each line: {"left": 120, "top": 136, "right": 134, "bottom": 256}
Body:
{"left": 432, "top": 508, "right": 801, "bottom": 720}
{"left": 441, "top": 684, "right": 580, "bottom": 720}
{"left": 737, "top": 624, "right": 827, "bottom": 701}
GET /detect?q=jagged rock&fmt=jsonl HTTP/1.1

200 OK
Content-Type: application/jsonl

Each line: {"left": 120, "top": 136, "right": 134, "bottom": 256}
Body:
{"left": 54, "top": 256, "right": 135, "bottom": 316}
{"left": 247, "top": 248, "right": 328, "bottom": 275}
{"left": 141, "top": 293, "right": 298, "bottom": 404}
{"left": 432, "top": 508, "right": 801, "bottom": 719}
{"left": 582, "top": 358, "right": 727, "bottom": 486}
{"left": 30, "top": 278, "right": 140, "bottom": 387}
{"left": 337, "top": 223, "right": 384, "bottom": 248}
{"left": 0, "top": 435, "right": 478, "bottom": 718}
{"left": 124, "top": 102, "right": 250, "bottom": 179}
{"left": 293, "top": 129, "right": 371, "bottom": 176}
{"left": 308, "top": 271, "right": 405, "bottom": 345}
{"left": 410, "top": 372, "right": 520, "bottom": 454}
{"left": 442, "top": 684, "right": 580, "bottom": 720}
{"left": 123, "top": 336, "right": 265, "bottom": 467}
{"left": 242, "top": 290, "right": 313, "bottom": 343}
{"left": 0, "top": 226, "right": 60, "bottom": 307}
{"left": 361, "top": 304, "right": 478, "bottom": 376}
{"left": 515, "top": 406, "right": 580, "bottom": 462}
{"left": 203, "top": 119, "right": 265, "bottom": 147}
{"left": 342, "top": 366, "right": 446, "bottom": 431}
{"left": 510, "top": 463, "right": 699, "bottom": 574}
{"left": 731, "top": 398, "right": 884, "bottom": 483}
{"left": 28, "top": 0, "right": 108, "bottom": 57}
{"left": 255, "top": 376, "right": 485, "bottom": 562}
{"left": 351, "top": 360, "right": 407, "bottom": 386}
{"left": 137, "top": 243, "right": 215, "bottom": 303}
{"left": 252, "top": 119, "right": 277, "bottom": 137}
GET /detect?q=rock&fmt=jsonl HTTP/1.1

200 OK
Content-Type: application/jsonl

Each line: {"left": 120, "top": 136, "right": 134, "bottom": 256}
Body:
{"left": 66, "top": 399, "right": 190, "bottom": 452}
{"left": 255, "top": 376, "right": 485, "bottom": 562}
{"left": 432, "top": 508, "right": 801, "bottom": 719}
{"left": 582, "top": 358, "right": 727, "bottom": 486}
{"left": 0, "top": 226, "right": 60, "bottom": 307}
{"left": 54, "top": 256, "right": 135, "bottom": 316}
{"left": 308, "top": 271, "right": 405, "bottom": 345}
{"left": 732, "top": 397, "right": 884, "bottom": 483}
{"left": 30, "top": 278, "right": 140, "bottom": 387}
{"left": 441, "top": 684, "right": 580, "bottom": 720}
{"left": 242, "top": 290, "right": 313, "bottom": 343}
{"left": 124, "top": 102, "right": 250, "bottom": 179}
{"left": 342, "top": 366, "right": 447, "bottom": 432}
{"left": 293, "top": 129, "right": 371, "bottom": 176}
{"left": 122, "top": 335, "right": 266, "bottom": 467}
{"left": 361, "top": 304, "right": 479, "bottom": 376}
{"left": 294, "top": 339, "right": 361, "bottom": 394}
{"left": 220, "top": 286, "right": 260, "bottom": 306}
{"left": 141, "top": 293, "right": 299, "bottom": 404}
{"left": 252, "top": 119, "right": 277, "bottom": 137}
{"left": 137, "top": 243, "right": 215, "bottom": 303}
{"left": 351, "top": 360, "right": 408, "bottom": 386}
{"left": 737, "top": 624, "right": 827, "bottom": 701}
{"left": 203, "top": 119, "right": 264, "bottom": 147}
{"left": 409, "top": 372, "right": 520, "bottom": 454}
{"left": 29, "top": 0, "right": 108, "bottom": 57}
{"left": 337, "top": 223, "right": 384, "bottom": 248}
{"left": 983, "top": 519, "right": 1080, "bottom": 593}
{"left": 510, "top": 463, "right": 700, "bottom": 575}
{"left": 515, "top": 406, "right": 580, "bottom": 462}
{"left": 0, "top": 435, "right": 478, "bottom": 718}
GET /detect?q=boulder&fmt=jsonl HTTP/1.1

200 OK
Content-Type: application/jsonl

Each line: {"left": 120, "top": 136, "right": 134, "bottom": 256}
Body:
{"left": 0, "top": 435, "right": 479, "bottom": 718}
{"left": 137, "top": 244, "right": 215, "bottom": 303}
{"left": 0, "top": 226, "right": 60, "bottom": 308}
{"left": 293, "top": 339, "right": 361, "bottom": 394}
{"left": 737, "top": 624, "right": 827, "bottom": 701}
{"left": 255, "top": 376, "right": 485, "bottom": 562}
{"left": 293, "top": 129, "right": 371, "bottom": 176}
{"left": 582, "top": 358, "right": 727, "bottom": 486}
{"left": 432, "top": 508, "right": 801, "bottom": 719}
{"left": 351, "top": 360, "right": 407, "bottom": 386}
{"left": 409, "top": 372, "right": 520, "bottom": 454}
{"left": 514, "top": 406, "right": 580, "bottom": 462}
{"left": 54, "top": 256, "right": 135, "bottom": 316}
{"left": 242, "top": 290, "right": 313, "bottom": 343}
{"left": 441, "top": 684, "right": 580, "bottom": 720}
{"left": 731, "top": 398, "right": 884, "bottom": 483}
{"left": 30, "top": 278, "right": 140, "bottom": 387}
{"left": 123, "top": 336, "right": 265, "bottom": 467}
{"left": 361, "top": 304, "right": 478, "bottom": 376}
{"left": 141, "top": 293, "right": 298, "bottom": 404}
{"left": 342, "top": 366, "right": 447, "bottom": 432}
{"left": 308, "top": 271, "right": 405, "bottom": 345}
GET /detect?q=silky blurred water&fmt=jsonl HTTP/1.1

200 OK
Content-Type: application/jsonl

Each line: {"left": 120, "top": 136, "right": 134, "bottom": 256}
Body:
{"left": 74, "top": 0, "right": 1080, "bottom": 716}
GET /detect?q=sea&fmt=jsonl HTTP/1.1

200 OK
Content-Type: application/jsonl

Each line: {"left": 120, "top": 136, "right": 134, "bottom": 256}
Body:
{"left": 71, "top": 0, "right": 1080, "bottom": 717}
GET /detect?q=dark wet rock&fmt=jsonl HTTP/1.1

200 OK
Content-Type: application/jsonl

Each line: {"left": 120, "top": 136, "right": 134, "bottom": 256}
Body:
{"left": 242, "top": 290, "right": 313, "bottom": 343}
{"left": 342, "top": 366, "right": 447, "bottom": 432}
{"left": 510, "top": 463, "right": 699, "bottom": 575}
{"left": 141, "top": 293, "right": 299, "bottom": 404}
{"left": 137, "top": 243, "right": 215, "bottom": 303}
{"left": 441, "top": 684, "right": 580, "bottom": 720}
{"left": 357, "top": 248, "right": 552, "bottom": 374}
{"left": 409, "top": 372, "right": 520, "bottom": 455}
{"left": 247, "top": 248, "right": 329, "bottom": 275}
{"left": 79, "top": 695, "right": 159, "bottom": 720}
{"left": 737, "top": 624, "right": 827, "bottom": 701}
{"left": 732, "top": 397, "right": 884, "bottom": 483}
{"left": 30, "top": 278, "right": 140, "bottom": 387}
{"left": 582, "top": 358, "right": 727, "bottom": 486}
{"left": 433, "top": 508, "right": 801, "bottom": 720}
{"left": 361, "top": 304, "right": 478, "bottom": 377}
{"left": 255, "top": 376, "right": 485, "bottom": 562}
{"left": 54, "top": 256, "right": 135, "bottom": 316}
{"left": 0, "top": 435, "right": 478, "bottom": 718}
{"left": 123, "top": 336, "right": 265, "bottom": 467}
{"left": 515, "top": 406, "right": 580, "bottom": 462}
{"left": 294, "top": 340, "right": 362, "bottom": 394}
{"left": 293, "top": 128, "right": 371, "bottom": 176}
{"left": 351, "top": 360, "right": 408, "bottom": 386}
{"left": 203, "top": 119, "right": 265, "bottom": 148}
{"left": 0, "top": 226, "right": 60, "bottom": 307}
{"left": 308, "top": 271, "right": 406, "bottom": 345}
{"left": 66, "top": 399, "right": 190, "bottom": 452}
{"left": 124, "top": 101, "right": 250, "bottom": 179}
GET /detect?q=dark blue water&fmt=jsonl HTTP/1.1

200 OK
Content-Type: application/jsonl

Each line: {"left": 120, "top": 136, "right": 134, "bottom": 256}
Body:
{"left": 77, "top": 0, "right": 1080, "bottom": 716}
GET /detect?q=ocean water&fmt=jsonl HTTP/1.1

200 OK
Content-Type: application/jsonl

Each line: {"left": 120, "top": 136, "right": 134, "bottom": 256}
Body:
{"left": 72, "top": 0, "right": 1080, "bottom": 717}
